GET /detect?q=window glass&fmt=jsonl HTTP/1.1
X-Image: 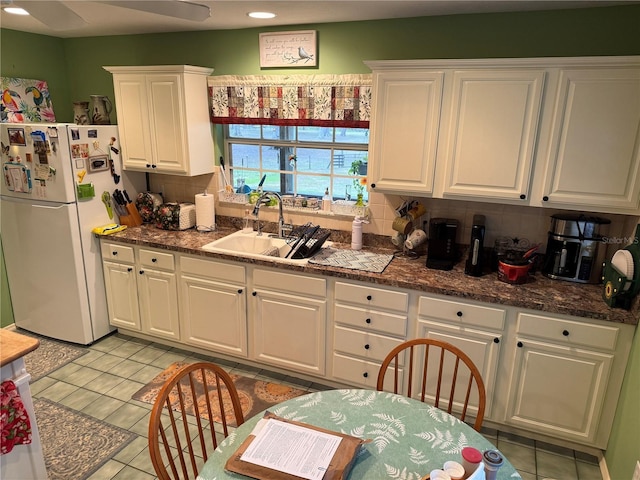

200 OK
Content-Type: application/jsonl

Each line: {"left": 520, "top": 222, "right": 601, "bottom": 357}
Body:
{"left": 226, "top": 125, "right": 368, "bottom": 202}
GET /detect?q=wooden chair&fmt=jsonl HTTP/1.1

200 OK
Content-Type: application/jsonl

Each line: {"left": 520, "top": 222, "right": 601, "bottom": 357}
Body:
{"left": 376, "top": 339, "right": 486, "bottom": 431}
{"left": 148, "top": 362, "right": 245, "bottom": 480}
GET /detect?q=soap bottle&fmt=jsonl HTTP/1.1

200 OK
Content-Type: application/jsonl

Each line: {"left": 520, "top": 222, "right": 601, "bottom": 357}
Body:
{"left": 351, "top": 216, "right": 363, "bottom": 250}
{"left": 243, "top": 208, "right": 252, "bottom": 232}
{"left": 322, "top": 188, "right": 331, "bottom": 212}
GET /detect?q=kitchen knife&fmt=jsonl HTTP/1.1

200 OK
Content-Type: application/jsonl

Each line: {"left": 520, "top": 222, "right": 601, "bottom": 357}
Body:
{"left": 258, "top": 174, "right": 266, "bottom": 189}
{"left": 123, "top": 190, "right": 131, "bottom": 203}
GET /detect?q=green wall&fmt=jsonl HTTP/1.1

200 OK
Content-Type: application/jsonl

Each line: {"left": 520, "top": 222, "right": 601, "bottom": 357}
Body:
{"left": 1, "top": 238, "right": 14, "bottom": 328}
{"left": 1, "top": 5, "right": 639, "bottom": 476}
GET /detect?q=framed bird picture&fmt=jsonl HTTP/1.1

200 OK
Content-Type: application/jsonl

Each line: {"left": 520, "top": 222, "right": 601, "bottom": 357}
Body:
{"left": 259, "top": 30, "right": 317, "bottom": 68}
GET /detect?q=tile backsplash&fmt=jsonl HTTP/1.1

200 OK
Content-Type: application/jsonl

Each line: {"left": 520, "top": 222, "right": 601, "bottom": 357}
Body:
{"left": 149, "top": 169, "right": 638, "bottom": 259}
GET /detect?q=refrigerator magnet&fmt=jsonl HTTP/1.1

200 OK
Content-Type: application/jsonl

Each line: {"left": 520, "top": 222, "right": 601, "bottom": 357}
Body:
{"left": 7, "top": 128, "right": 26, "bottom": 146}
{"left": 71, "top": 129, "right": 80, "bottom": 140}
{"left": 47, "top": 127, "right": 58, "bottom": 138}
{"left": 88, "top": 154, "right": 109, "bottom": 172}
{"left": 75, "top": 158, "right": 85, "bottom": 169}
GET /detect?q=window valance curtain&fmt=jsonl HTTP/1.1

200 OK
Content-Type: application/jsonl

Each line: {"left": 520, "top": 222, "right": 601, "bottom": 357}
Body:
{"left": 208, "top": 74, "right": 372, "bottom": 127}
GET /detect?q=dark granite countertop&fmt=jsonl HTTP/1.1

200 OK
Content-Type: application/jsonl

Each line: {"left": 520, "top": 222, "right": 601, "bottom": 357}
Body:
{"left": 100, "top": 223, "right": 639, "bottom": 326}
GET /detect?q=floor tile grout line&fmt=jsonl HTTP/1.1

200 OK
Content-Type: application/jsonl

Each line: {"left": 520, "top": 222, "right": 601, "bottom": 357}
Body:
{"left": 31, "top": 332, "right": 602, "bottom": 480}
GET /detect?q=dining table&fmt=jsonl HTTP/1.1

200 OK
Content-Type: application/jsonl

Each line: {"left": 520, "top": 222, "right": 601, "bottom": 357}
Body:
{"left": 197, "top": 388, "right": 521, "bottom": 480}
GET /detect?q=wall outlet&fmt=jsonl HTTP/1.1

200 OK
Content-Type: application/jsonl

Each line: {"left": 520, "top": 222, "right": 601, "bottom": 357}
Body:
{"left": 632, "top": 460, "right": 640, "bottom": 480}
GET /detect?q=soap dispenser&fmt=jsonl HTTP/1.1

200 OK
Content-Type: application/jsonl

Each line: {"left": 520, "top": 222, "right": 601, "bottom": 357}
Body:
{"left": 352, "top": 216, "right": 363, "bottom": 250}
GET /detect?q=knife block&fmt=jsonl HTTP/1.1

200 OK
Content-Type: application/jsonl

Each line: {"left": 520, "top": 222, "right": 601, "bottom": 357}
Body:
{"left": 119, "top": 203, "right": 143, "bottom": 227}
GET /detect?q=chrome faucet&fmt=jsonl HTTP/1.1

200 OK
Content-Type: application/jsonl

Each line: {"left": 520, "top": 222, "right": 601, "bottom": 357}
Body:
{"left": 252, "top": 191, "right": 293, "bottom": 238}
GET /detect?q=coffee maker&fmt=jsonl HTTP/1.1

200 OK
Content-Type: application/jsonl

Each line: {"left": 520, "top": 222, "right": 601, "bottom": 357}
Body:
{"left": 426, "top": 218, "right": 459, "bottom": 270}
{"left": 542, "top": 213, "right": 610, "bottom": 284}
{"left": 465, "top": 215, "right": 486, "bottom": 276}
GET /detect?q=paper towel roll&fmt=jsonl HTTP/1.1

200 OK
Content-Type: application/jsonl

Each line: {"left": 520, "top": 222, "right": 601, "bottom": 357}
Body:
{"left": 195, "top": 193, "right": 216, "bottom": 232}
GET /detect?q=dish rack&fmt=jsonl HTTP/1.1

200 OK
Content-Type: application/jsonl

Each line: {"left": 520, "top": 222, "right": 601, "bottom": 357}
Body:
{"left": 285, "top": 223, "right": 331, "bottom": 259}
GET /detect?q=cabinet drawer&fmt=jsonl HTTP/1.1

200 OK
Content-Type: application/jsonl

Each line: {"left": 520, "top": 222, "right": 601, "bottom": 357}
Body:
{"left": 418, "top": 296, "right": 505, "bottom": 330}
{"left": 335, "top": 304, "right": 407, "bottom": 337}
{"left": 254, "top": 268, "right": 325, "bottom": 297}
{"left": 101, "top": 242, "right": 135, "bottom": 263}
{"left": 139, "top": 249, "right": 175, "bottom": 271}
{"left": 517, "top": 313, "right": 619, "bottom": 351}
{"left": 181, "top": 255, "right": 245, "bottom": 284}
{"left": 335, "top": 281, "right": 408, "bottom": 312}
{"left": 334, "top": 326, "right": 405, "bottom": 363}
{"left": 333, "top": 353, "right": 401, "bottom": 390}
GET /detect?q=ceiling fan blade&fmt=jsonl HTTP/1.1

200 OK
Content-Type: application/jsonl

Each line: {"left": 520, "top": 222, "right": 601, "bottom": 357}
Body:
{"left": 13, "top": 1, "right": 87, "bottom": 30}
{"left": 100, "top": 1, "right": 211, "bottom": 22}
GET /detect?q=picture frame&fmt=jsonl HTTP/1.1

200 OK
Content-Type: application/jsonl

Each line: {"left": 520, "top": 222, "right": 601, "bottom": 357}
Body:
{"left": 7, "top": 128, "right": 26, "bottom": 146}
{"left": 259, "top": 30, "right": 317, "bottom": 68}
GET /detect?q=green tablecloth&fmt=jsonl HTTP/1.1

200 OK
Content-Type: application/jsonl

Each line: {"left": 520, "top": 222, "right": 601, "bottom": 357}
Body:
{"left": 197, "top": 389, "right": 521, "bottom": 480}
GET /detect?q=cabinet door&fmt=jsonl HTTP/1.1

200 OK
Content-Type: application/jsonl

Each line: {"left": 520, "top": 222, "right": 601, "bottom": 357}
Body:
{"left": 102, "top": 260, "right": 140, "bottom": 330}
{"left": 369, "top": 71, "right": 444, "bottom": 195}
{"left": 506, "top": 337, "right": 613, "bottom": 444}
{"left": 147, "top": 74, "right": 188, "bottom": 174}
{"left": 137, "top": 268, "right": 180, "bottom": 341}
{"left": 440, "top": 70, "right": 545, "bottom": 201}
{"left": 539, "top": 67, "right": 640, "bottom": 212}
{"left": 180, "top": 275, "right": 247, "bottom": 357}
{"left": 252, "top": 289, "right": 326, "bottom": 376}
{"left": 111, "top": 75, "right": 153, "bottom": 170}
{"left": 417, "top": 320, "right": 501, "bottom": 419}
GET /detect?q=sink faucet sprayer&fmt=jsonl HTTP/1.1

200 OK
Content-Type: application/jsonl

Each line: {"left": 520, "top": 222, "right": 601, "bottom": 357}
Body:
{"left": 252, "top": 191, "right": 293, "bottom": 238}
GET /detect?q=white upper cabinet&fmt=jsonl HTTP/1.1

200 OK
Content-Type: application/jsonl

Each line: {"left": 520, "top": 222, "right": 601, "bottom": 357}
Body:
{"left": 367, "top": 69, "right": 444, "bottom": 195}
{"left": 439, "top": 69, "right": 545, "bottom": 201}
{"left": 534, "top": 65, "right": 640, "bottom": 213}
{"left": 366, "top": 57, "right": 640, "bottom": 214}
{"left": 105, "top": 65, "right": 215, "bottom": 176}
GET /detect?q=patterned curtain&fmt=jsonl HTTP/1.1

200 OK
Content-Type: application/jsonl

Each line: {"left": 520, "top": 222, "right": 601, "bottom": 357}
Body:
{"left": 208, "top": 74, "right": 372, "bottom": 127}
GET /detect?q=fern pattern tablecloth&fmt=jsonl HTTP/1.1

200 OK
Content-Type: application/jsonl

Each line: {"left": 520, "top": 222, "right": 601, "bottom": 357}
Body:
{"left": 197, "top": 389, "right": 521, "bottom": 480}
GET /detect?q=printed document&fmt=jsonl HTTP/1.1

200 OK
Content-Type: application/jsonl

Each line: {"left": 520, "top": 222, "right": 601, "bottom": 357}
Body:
{"left": 240, "top": 418, "right": 342, "bottom": 480}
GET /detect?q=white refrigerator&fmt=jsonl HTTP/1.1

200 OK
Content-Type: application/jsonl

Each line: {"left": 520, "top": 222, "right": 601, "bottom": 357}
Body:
{"left": 0, "top": 123, "right": 145, "bottom": 344}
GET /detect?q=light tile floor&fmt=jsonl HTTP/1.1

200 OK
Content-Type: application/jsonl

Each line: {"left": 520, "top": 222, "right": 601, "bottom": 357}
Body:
{"left": 29, "top": 331, "right": 603, "bottom": 480}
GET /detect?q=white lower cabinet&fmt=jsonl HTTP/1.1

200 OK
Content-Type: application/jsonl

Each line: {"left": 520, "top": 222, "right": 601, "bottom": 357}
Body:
{"left": 504, "top": 311, "right": 632, "bottom": 448}
{"left": 331, "top": 281, "right": 409, "bottom": 389}
{"left": 416, "top": 295, "right": 505, "bottom": 419}
{"left": 251, "top": 268, "right": 327, "bottom": 376}
{"left": 180, "top": 256, "right": 247, "bottom": 357}
{"left": 101, "top": 243, "right": 140, "bottom": 331}
{"left": 101, "top": 241, "right": 180, "bottom": 341}
{"left": 101, "top": 240, "right": 635, "bottom": 449}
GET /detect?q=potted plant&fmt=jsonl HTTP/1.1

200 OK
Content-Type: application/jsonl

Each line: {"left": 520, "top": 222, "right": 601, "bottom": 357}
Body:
{"left": 348, "top": 159, "right": 368, "bottom": 206}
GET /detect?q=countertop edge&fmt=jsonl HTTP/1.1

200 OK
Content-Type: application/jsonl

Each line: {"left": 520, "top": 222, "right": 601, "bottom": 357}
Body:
{"left": 99, "top": 226, "right": 639, "bottom": 326}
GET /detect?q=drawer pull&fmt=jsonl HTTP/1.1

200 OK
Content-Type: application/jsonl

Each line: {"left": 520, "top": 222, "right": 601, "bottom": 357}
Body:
{"left": 252, "top": 291, "right": 257, "bottom": 296}
{"left": 112, "top": 251, "right": 118, "bottom": 256}
{"left": 562, "top": 330, "right": 570, "bottom": 337}
{"left": 365, "top": 318, "right": 371, "bottom": 324}
{"left": 519, "top": 194, "right": 526, "bottom": 200}
{"left": 493, "top": 337, "right": 500, "bottom": 343}
{"left": 146, "top": 164, "right": 151, "bottom": 168}
{"left": 517, "top": 341, "right": 523, "bottom": 348}
{"left": 152, "top": 258, "right": 157, "bottom": 263}
{"left": 363, "top": 372, "right": 369, "bottom": 378}
{"left": 139, "top": 270, "right": 144, "bottom": 275}
{"left": 238, "top": 289, "right": 243, "bottom": 294}
{"left": 456, "top": 311, "right": 463, "bottom": 317}
{"left": 366, "top": 295, "right": 372, "bottom": 301}
{"left": 127, "top": 267, "right": 132, "bottom": 272}
{"left": 364, "top": 344, "right": 370, "bottom": 350}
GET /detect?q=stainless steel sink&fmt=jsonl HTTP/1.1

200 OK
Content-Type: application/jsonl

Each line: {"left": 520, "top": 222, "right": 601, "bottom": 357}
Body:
{"left": 201, "top": 229, "right": 330, "bottom": 264}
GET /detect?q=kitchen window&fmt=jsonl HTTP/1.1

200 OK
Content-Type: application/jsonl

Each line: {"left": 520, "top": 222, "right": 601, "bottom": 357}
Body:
{"left": 224, "top": 125, "right": 369, "bottom": 202}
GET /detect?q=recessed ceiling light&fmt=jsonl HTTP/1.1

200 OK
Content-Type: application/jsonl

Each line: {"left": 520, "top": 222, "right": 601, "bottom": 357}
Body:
{"left": 248, "top": 11, "right": 276, "bottom": 19}
{"left": 3, "top": 7, "right": 30, "bottom": 15}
